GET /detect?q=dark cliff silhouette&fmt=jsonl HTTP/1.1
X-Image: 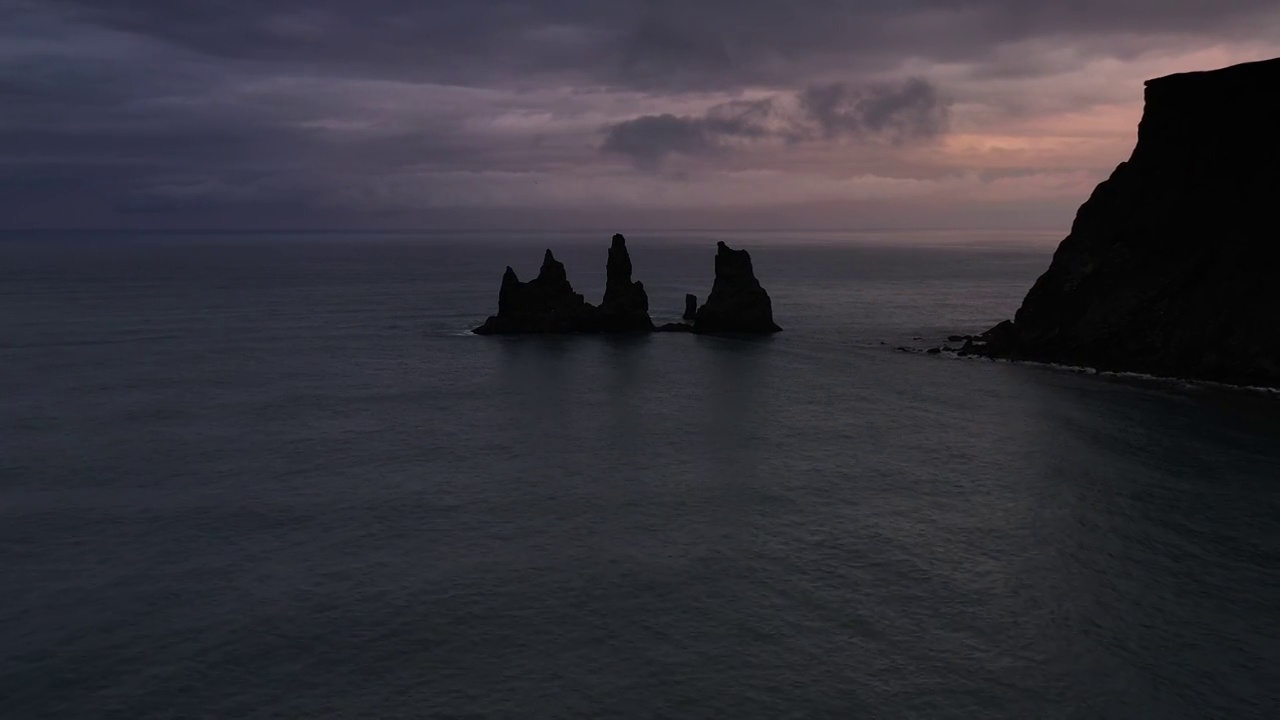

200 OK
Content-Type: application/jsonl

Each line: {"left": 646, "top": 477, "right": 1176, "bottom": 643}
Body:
{"left": 976, "top": 57, "right": 1280, "bottom": 387}
{"left": 473, "top": 236, "right": 781, "bottom": 336}
{"left": 693, "top": 242, "right": 782, "bottom": 334}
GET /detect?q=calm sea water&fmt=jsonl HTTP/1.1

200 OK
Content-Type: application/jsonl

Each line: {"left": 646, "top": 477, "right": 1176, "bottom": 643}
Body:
{"left": 2, "top": 230, "right": 1278, "bottom": 719}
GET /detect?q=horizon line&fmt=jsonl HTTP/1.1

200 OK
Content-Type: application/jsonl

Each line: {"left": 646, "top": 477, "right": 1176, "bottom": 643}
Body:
{"left": 0, "top": 226, "right": 1067, "bottom": 235}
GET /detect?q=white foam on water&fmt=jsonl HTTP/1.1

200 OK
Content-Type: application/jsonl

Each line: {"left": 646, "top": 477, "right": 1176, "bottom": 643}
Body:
{"left": 954, "top": 354, "right": 1280, "bottom": 397}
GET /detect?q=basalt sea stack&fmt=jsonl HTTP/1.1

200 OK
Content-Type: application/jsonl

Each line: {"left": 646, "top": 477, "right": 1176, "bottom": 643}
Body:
{"left": 473, "top": 235, "right": 656, "bottom": 334}
{"left": 474, "top": 236, "right": 781, "bottom": 336}
{"left": 977, "top": 57, "right": 1280, "bottom": 387}
{"left": 472, "top": 250, "right": 598, "bottom": 335}
{"left": 683, "top": 294, "right": 698, "bottom": 321}
{"left": 694, "top": 242, "right": 782, "bottom": 334}
{"left": 598, "top": 234, "right": 654, "bottom": 332}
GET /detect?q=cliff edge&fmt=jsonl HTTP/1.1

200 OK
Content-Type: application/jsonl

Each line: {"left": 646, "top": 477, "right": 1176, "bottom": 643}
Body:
{"left": 978, "top": 57, "right": 1280, "bottom": 387}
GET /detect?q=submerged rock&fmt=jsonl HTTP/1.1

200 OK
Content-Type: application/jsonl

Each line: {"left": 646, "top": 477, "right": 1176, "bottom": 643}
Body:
{"left": 655, "top": 322, "right": 694, "bottom": 333}
{"left": 472, "top": 250, "right": 598, "bottom": 334}
{"left": 976, "top": 57, "right": 1280, "bottom": 387}
{"left": 693, "top": 242, "right": 782, "bottom": 334}
{"left": 683, "top": 294, "right": 698, "bottom": 320}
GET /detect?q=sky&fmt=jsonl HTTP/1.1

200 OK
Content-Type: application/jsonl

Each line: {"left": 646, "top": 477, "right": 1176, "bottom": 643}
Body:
{"left": 3, "top": 1, "right": 1279, "bottom": 231}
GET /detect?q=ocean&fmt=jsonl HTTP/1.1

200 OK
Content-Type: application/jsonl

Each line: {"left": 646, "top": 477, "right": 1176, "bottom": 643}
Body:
{"left": 2, "top": 230, "right": 1278, "bottom": 719}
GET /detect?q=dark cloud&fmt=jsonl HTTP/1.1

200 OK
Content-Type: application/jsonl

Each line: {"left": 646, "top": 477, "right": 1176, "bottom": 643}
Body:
{"left": 3, "top": 0, "right": 1279, "bottom": 227}
{"left": 29, "top": 0, "right": 1280, "bottom": 89}
{"left": 600, "top": 98, "right": 776, "bottom": 166}
{"left": 601, "top": 115, "right": 722, "bottom": 166}
{"left": 0, "top": 3, "right": 590, "bottom": 224}
{"left": 602, "top": 79, "right": 949, "bottom": 167}
{"left": 799, "top": 78, "right": 949, "bottom": 141}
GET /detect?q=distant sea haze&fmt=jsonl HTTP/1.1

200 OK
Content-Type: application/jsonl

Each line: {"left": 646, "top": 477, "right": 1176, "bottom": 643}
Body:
{"left": 2, "top": 230, "right": 1277, "bottom": 719}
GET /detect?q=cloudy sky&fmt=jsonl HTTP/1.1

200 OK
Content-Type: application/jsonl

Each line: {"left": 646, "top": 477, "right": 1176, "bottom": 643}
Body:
{"left": 4, "top": 1, "right": 1278, "bottom": 230}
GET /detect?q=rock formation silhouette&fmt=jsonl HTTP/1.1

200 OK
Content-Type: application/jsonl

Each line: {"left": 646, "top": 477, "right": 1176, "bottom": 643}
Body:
{"left": 683, "top": 294, "right": 698, "bottom": 320}
{"left": 474, "top": 236, "right": 782, "bottom": 336}
{"left": 472, "top": 250, "right": 600, "bottom": 334}
{"left": 598, "top": 234, "right": 654, "bottom": 332}
{"left": 693, "top": 242, "right": 782, "bottom": 334}
{"left": 975, "top": 57, "right": 1280, "bottom": 387}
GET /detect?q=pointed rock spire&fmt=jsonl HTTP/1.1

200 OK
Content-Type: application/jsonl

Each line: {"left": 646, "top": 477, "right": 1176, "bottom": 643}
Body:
{"left": 598, "top": 233, "right": 653, "bottom": 331}
{"left": 693, "top": 242, "right": 781, "bottom": 334}
{"left": 496, "top": 266, "right": 522, "bottom": 317}
{"left": 535, "top": 249, "right": 569, "bottom": 288}
{"left": 473, "top": 250, "right": 595, "bottom": 334}
{"left": 475, "top": 232, "right": 780, "bottom": 336}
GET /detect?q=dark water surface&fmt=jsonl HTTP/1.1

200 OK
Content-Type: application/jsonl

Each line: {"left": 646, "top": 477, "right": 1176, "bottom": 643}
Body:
{"left": 2, "top": 231, "right": 1278, "bottom": 719}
